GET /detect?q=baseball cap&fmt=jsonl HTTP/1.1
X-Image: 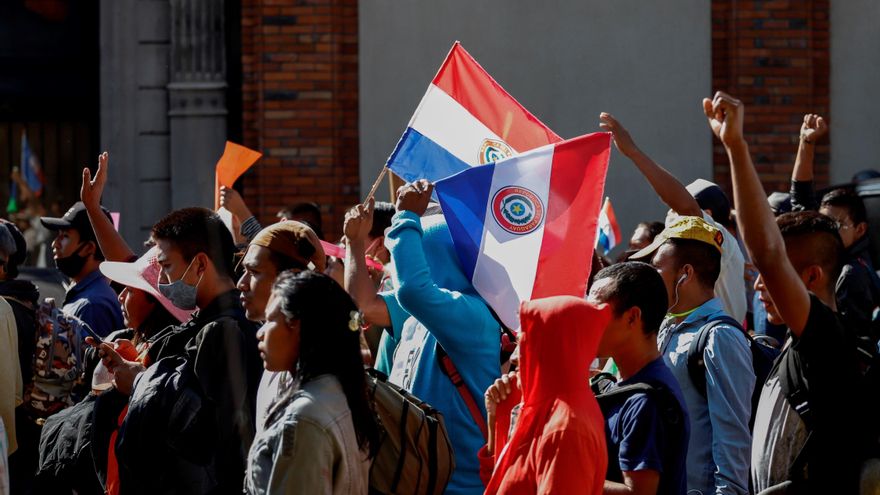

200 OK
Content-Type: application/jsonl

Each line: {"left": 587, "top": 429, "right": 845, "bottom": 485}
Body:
{"left": 687, "top": 179, "right": 731, "bottom": 225}
{"left": 249, "top": 220, "right": 326, "bottom": 272}
{"left": 40, "top": 201, "right": 112, "bottom": 241}
{"left": 631, "top": 216, "right": 724, "bottom": 260}
{"left": 99, "top": 246, "right": 194, "bottom": 323}
{"left": 767, "top": 192, "right": 792, "bottom": 215}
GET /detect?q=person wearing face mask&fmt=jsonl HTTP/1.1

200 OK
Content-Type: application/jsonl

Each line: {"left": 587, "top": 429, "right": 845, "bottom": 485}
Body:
{"left": 94, "top": 207, "right": 262, "bottom": 495}
{"left": 39, "top": 202, "right": 124, "bottom": 339}
{"left": 632, "top": 216, "right": 754, "bottom": 495}
{"left": 34, "top": 246, "right": 194, "bottom": 495}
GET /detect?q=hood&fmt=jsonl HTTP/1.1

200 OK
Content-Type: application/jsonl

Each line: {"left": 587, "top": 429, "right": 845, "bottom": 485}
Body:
{"left": 518, "top": 295, "right": 610, "bottom": 405}
{"left": 420, "top": 214, "right": 476, "bottom": 295}
{"left": 0, "top": 279, "right": 39, "bottom": 306}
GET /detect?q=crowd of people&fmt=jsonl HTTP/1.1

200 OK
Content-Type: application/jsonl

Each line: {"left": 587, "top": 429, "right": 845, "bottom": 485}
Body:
{"left": 1, "top": 91, "right": 879, "bottom": 495}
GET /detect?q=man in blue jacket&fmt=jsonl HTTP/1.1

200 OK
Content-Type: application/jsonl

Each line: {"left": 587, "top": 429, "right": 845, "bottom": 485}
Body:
{"left": 632, "top": 216, "right": 754, "bottom": 495}
{"left": 345, "top": 180, "right": 500, "bottom": 494}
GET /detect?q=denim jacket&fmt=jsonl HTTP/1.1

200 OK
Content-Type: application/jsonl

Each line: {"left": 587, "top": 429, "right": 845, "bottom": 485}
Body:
{"left": 244, "top": 374, "right": 370, "bottom": 495}
{"left": 658, "top": 298, "right": 754, "bottom": 495}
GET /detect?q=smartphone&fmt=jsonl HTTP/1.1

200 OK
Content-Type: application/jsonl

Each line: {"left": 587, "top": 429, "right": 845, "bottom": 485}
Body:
{"left": 78, "top": 320, "right": 104, "bottom": 345}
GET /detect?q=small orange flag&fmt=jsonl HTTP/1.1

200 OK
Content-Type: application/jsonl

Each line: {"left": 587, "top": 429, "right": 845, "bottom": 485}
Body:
{"left": 214, "top": 141, "right": 262, "bottom": 209}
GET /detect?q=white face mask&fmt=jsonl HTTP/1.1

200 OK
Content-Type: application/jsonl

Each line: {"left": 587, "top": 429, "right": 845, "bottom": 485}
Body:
{"left": 157, "top": 257, "right": 203, "bottom": 310}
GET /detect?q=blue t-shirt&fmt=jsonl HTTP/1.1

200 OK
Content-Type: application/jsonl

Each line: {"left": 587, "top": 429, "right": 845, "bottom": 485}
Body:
{"left": 62, "top": 269, "right": 124, "bottom": 338}
{"left": 604, "top": 357, "right": 690, "bottom": 495}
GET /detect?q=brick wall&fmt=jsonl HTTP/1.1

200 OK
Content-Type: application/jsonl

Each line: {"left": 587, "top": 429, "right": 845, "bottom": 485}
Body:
{"left": 240, "top": 0, "right": 359, "bottom": 242}
{"left": 711, "top": 0, "right": 830, "bottom": 195}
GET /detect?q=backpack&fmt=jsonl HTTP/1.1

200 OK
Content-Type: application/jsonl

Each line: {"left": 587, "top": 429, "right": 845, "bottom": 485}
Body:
{"left": 778, "top": 333, "right": 880, "bottom": 489}
{"left": 591, "top": 374, "right": 685, "bottom": 483}
{"left": 686, "top": 315, "right": 781, "bottom": 428}
{"left": 23, "top": 298, "right": 88, "bottom": 418}
{"left": 366, "top": 368, "right": 454, "bottom": 495}
{"left": 116, "top": 355, "right": 220, "bottom": 495}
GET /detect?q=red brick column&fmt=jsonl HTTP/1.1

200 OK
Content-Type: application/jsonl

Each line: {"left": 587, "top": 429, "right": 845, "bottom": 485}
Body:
{"left": 240, "top": 0, "right": 359, "bottom": 241}
{"left": 711, "top": 0, "right": 830, "bottom": 195}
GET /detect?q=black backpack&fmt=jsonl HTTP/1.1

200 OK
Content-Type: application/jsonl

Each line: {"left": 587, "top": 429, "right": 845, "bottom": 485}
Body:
{"left": 591, "top": 374, "right": 685, "bottom": 483}
{"left": 686, "top": 315, "right": 781, "bottom": 428}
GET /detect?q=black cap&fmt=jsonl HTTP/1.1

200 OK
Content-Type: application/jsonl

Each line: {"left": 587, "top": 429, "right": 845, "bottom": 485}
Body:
{"left": 767, "top": 192, "right": 792, "bottom": 215}
{"left": 687, "top": 179, "right": 731, "bottom": 225}
{"left": 40, "top": 201, "right": 111, "bottom": 241}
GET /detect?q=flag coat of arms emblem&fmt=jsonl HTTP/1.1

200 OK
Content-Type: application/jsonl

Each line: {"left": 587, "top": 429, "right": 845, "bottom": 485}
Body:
{"left": 435, "top": 132, "right": 612, "bottom": 329}
{"left": 386, "top": 41, "right": 561, "bottom": 183}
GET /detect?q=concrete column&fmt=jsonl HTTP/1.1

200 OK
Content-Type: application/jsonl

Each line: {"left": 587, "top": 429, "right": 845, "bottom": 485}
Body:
{"left": 167, "top": 0, "right": 228, "bottom": 210}
{"left": 101, "top": 0, "right": 173, "bottom": 245}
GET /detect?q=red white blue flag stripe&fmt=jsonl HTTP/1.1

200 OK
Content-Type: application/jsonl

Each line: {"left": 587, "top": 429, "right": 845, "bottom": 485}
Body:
{"left": 596, "top": 197, "right": 622, "bottom": 255}
{"left": 435, "top": 133, "right": 612, "bottom": 329}
{"left": 386, "top": 42, "right": 561, "bottom": 183}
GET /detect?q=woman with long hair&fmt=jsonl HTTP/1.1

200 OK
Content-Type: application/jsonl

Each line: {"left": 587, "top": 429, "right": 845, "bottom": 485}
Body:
{"left": 245, "top": 270, "right": 379, "bottom": 494}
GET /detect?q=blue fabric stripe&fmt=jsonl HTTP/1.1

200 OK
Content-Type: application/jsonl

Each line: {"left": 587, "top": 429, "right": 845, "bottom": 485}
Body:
{"left": 386, "top": 128, "right": 471, "bottom": 183}
{"left": 435, "top": 163, "right": 495, "bottom": 281}
{"left": 597, "top": 229, "right": 610, "bottom": 255}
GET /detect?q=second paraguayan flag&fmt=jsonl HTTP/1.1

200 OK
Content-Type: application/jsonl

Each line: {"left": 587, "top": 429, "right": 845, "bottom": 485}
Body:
{"left": 435, "top": 132, "right": 611, "bottom": 330}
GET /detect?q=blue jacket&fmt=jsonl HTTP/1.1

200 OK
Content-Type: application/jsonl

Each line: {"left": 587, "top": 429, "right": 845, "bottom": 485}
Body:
{"left": 657, "top": 298, "right": 753, "bottom": 495}
{"left": 382, "top": 211, "right": 500, "bottom": 495}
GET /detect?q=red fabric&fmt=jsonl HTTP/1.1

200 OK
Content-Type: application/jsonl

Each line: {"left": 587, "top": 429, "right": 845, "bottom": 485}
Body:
{"left": 432, "top": 42, "right": 562, "bottom": 151}
{"left": 106, "top": 344, "right": 149, "bottom": 494}
{"left": 532, "top": 132, "right": 611, "bottom": 300}
{"left": 105, "top": 405, "right": 129, "bottom": 495}
{"left": 478, "top": 445, "right": 496, "bottom": 487}
{"left": 492, "top": 388, "right": 521, "bottom": 459}
{"left": 484, "top": 296, "right": 610, "bottom": 495}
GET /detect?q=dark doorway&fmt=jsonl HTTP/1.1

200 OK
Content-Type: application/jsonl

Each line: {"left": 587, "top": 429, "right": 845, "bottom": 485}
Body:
{"left": 0, "top": 0, "right": 100, "bottom": 217}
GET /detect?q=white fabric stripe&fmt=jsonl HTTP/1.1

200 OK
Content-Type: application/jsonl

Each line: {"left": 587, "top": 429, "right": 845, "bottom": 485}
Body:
{"left": 409, "top": 84, "right": 514, "bottom": 166}
{"left": 598, "top": 210, "right": 617, "bottom": 247}
{"left": 472, "top": 146, "right": 555, "bottom": 330}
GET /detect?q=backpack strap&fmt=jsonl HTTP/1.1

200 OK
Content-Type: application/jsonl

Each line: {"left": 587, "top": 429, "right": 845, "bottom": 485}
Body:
{"left": 595, "top": 383, "right": 657, "bottom": 406}
{"left": 779, "top": 347, "right": 813, "bottom": 429}
{"left": 595, "top": 381, "right": 684, "bottom": 483}
{"left": 436, "top": 344, "right": 488, "bottom": 440}
{"left": 686, "top": 315, "right": 744, "bottom": 398}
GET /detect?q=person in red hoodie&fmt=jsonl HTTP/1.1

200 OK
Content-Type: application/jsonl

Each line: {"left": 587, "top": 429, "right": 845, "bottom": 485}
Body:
{"left": 480, "top": 295, "right": 610, "bottom": 494}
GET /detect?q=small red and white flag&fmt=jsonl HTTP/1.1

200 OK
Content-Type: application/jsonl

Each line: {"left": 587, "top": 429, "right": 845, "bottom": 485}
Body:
{"left": 596, "top": 197, "right": 622, "bottom": 255}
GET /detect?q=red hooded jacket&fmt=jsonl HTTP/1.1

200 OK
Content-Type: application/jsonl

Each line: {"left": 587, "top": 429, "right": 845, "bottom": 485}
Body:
{"left": 483, "top": 296, "right": 609, "bottom": 494}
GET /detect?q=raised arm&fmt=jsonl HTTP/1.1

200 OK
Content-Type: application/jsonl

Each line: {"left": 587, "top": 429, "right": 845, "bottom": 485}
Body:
{"left": 789, "top": 114, "right": 828, "bottom": 211}
{"left": 704, "top": 92, "right": 811, "bottom": 335}
{"left": 80, "top": 152, "right": 136, "bottom": 261}
{"left": 218, "top": 186, "right": 265, "bottom": 243}
{"left": 344, "top": 198, "right": 391, "bottom": 327}
{"left": 599, "top": 113, "right": 702, "bottom": 217}
{"left": 388, "top": 182, "right": 499, "bottom": 359}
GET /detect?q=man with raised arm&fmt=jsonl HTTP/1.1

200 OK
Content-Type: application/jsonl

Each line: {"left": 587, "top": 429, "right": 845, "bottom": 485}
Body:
{"left": 599, "top": 113, "right": 747, "bottom": 323}
{"left": 704, "top": 92, "right": 864, "bottom": 493}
